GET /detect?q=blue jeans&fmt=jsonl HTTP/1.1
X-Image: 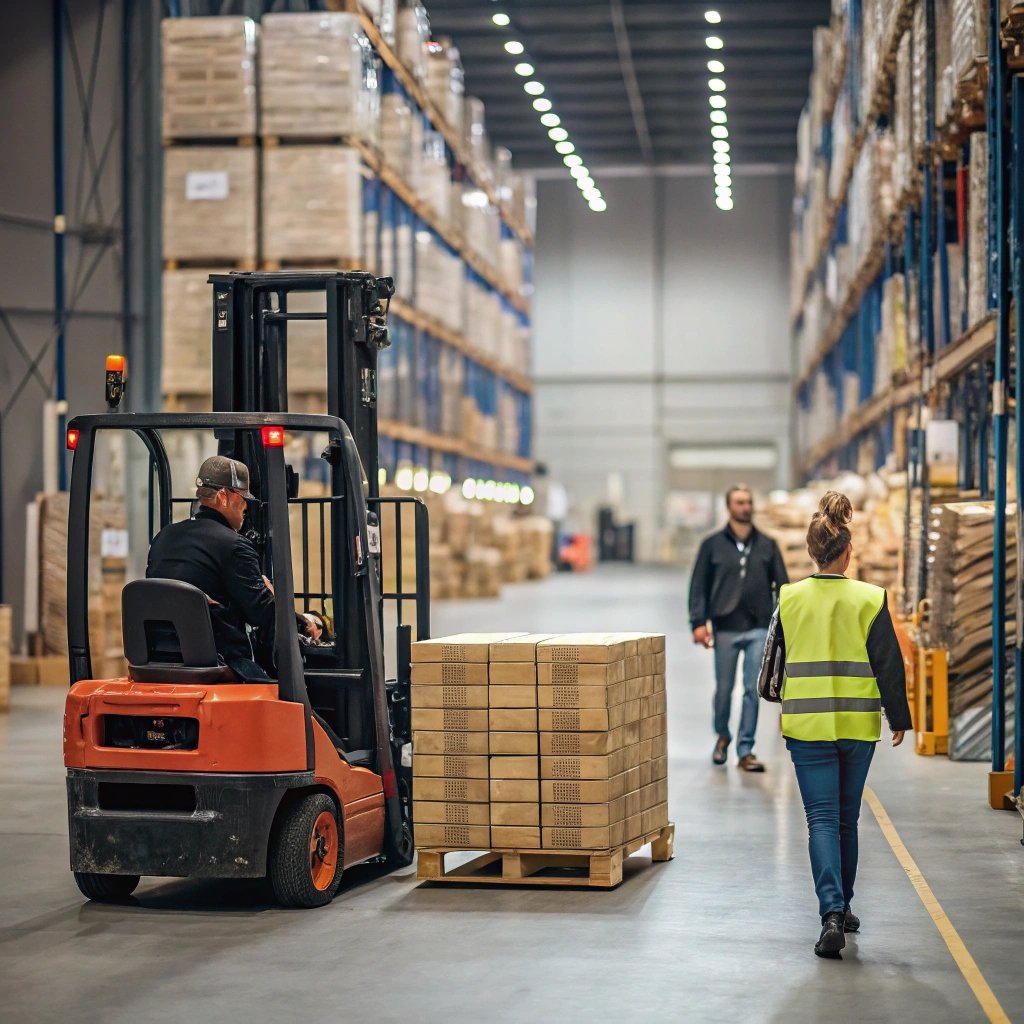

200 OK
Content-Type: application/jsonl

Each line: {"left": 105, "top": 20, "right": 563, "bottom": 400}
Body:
{"left": 712, "top": 628, "right": 768, "bottom": 758}
{"left": 786, "top": 738, "right": 876, "bottom": 919}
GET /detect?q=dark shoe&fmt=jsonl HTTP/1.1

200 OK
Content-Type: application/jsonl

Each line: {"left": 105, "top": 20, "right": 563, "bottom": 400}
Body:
{"left": 712, "top": 737, "right": 729, "bottom": 765}
{"left": 738, "top": 754, "right": 765, "bottom": 772}
{"left": 814, "top": 912, "right": 847, "bottom": 959}
{"left": 843, "top": 908, "right": 860, "bottom": 933}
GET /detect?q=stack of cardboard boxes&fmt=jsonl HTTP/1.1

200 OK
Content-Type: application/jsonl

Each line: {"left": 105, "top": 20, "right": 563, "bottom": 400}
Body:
{"left": 411, "top": 632, "right": 669, "bottom": 854}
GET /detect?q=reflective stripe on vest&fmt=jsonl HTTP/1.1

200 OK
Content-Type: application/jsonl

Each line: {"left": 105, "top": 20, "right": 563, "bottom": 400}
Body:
{"left": 778, "top": 577, "right": 885, "bottom": 743}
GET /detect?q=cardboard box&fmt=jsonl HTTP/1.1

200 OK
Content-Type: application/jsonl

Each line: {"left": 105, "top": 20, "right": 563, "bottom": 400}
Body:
{"left": 641, "top": 692, "right": 667, "bottom": 719}
{"left": 538, "top": 661, "right": 626, "bottom": 686}
{"left": 412, "top": 754, "right": 489, "bottom": 779}
{"left": 626, "top": 813, "right": 644, "bottom": 841}
{"left": 413, "top": 731, "right": 488, "bottom": 755}
{"left": 411, "top": 708, "right": 488, "bottom": 732}
{"left": 488, "top": 634, "right": 559, "bottom": 661}
{"left": 488, "top": 662, "right": 538, "bottom": 685}
{"left": 488, "top": 685, "right": 538, "bottom": 709}
{"left": 541, "top": 767, "right": 642, "bottom": 804}
{"left": 488, "top": 755, "right": 539, "bottom": 780}
{"left": 412, "top": 632, "right": 527, "bottom": 662}
{"left": 489, "top": 731, "right": 538, "bottom": 756}
{"left": 411, "top": 685, "right": 488, "bottom": 709}
{"left": 641, "top": 714, "right": 667, "bottom": 741}
{"left": 490, "top": 802, "right": 540, "bottom": 827}
{"left": 537, "top": 634, "right": 638, "bottom": 664}
{"left": 540, "top": 723, "right": 639, "bottom": 756}
{"left": 12, "top": 655, "right": 70, "bottom": 687}
{"left": 642, "top": 803, "right": 669, "bottom": 834}
{"left": 412, "top": 801, "right": 490, "bottom": 825}
{"left": 490, "top": 778, "right": 539, "bottom": 802}
{"left": 651, "top": 755, "right": 668, "bottom": 780}
{"left": 415, "top": 824, "right": 490, "bottom": 849}
{"left": 415, "top": 777, "right": 489, "bottom": 803}
{"left": 488, "top": 708, "right": 537, "bottom": 732}
{"left": 541, "top": 744, "right": 643, "bottom": 780}
{"left": 541, "top": 794, "right": 637, "bottom": 828}
{"left": 538, "top": 680, "right": 626, "bottom": 709}
{"left": 411, "top": 662, "right": 489, "bottom": 685}
{"left": 655, "top": 651, "right": 666, "bottom": 674}
{"left": 538, "top": 701, "right": 641, "bottom": 733}
{"left": 542, "top": 822, "right": 626, "bottom": 850}
{"left": 491, "top": 825, "right": 540, "bottom": 849}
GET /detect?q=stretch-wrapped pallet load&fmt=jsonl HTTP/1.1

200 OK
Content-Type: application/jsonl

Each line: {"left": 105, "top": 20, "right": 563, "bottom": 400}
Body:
{"left": 923, "top": 503, "right": 1017, "bottom": 761}
{"left": 396, "top": 2, "right": 429, "bottom": 83}
{"left": 912, "top": 1, "right": 927, "bottom": 156}
{"left": 537, "top": 634, "right": 668, "bottom": 850}
{"left": 411, "top": 633, "right": 526, "bottom": 848}
{"left": 163, "top": 147, "right": 258, "bottom": 264}
{"left": 425, "top": 36, "right": 465, "bottom": 135}
{"left": 893, "top": 29, "right": 914, "bottom": 201}
{"left": 967, "top": 131, "right": 989, "bottom": 328}
{"left": 952, "top": 0, "right": 989, "bottom": 82}
{"left": 161, "top": 269, "right": 219, "bottom": 398}
{"left": 261, "top": 145, "right": 363, "bottom": 264}
{"left": 161, "top": 16, "right": 256, "bottom": 140}
{"left": 260, "top": 12, "right": 378, "bottom": 143}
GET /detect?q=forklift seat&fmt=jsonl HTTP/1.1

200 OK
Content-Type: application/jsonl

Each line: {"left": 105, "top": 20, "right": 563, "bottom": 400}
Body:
{"left": 122, "top": 579, "right": 238, "bottom": 684}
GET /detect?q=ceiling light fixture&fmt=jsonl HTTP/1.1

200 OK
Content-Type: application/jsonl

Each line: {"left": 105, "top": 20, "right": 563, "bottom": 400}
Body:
{"left": 716, "top": 196, "right": 734, "bottom": 211}
{"left": 564, "top": 153, "right": 583, "bottom": 167}
{"left": 710, "top": 110, "right": 728, "bottom": 124}
{"left": 492, "top": 12, "right": 511, "bottom": 27}
{"left": 524, "top": 81, "right": 545, "bottom": 95}
{"left": 708, "top": 78, "right": 726, "bottom": 92}
{"left": 540, "top": 113, "right": 561, "bottom": 127}
{"left": 583, "top": 187, "right": 601, "bottom": 201}
{"left": 556, "top": 140, "right": 576, "bottom": 154}
{"left": 515, "top": 62, "right": 535, "bottom": 76}
{"left": 589, "top": 198, "right": 607, "bottom": 212}
{"left": 707, "top": 59, "right": 725, "bottom": 73}
{"left": 711, "top": 125, "right": 729, "bottom": 139}
{"left": 570, "top": 165, "right": 590, "bottom": 179}
{"left": 533, "top": 97, "right": 553, "bottom": 112}
{"left": 709, "top": 95, "right": 727, "bottom": 109}
{"left": 548, "top": 127, "right": 569, "bottom": 142}
{"left": 715, "top": 184, "right": 732, "bottom": 197}
{"left": 504, "top": 40, "right": 525, "bottom": 55}
{"left": 576, "top": 176, "right": 595, "bottom": 190}
{"left": 715, "top": 173, "right": 732, "bottom": 187}
{"left": 706, "top": 35, "right": 724, "bottom": 49}
{"left": 713, "top": 139, "right": 730, "bottom": 153}
{"left": 714, "top": 161, "right": 731, "bottom": 174}
{"left": 705, "top": 10, "right": 722, "bottom": 23}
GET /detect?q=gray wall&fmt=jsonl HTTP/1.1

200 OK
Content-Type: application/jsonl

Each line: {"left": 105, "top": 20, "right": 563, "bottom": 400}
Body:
{"left": 532, "top": 170, "right": 794, "bottom": 562}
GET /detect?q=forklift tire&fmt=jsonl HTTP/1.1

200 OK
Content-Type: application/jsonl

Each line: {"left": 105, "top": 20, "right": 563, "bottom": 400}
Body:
{"left": 74, "top": 871, "right": 140, "bottom": 903}
{"left": 386, "top": 819, "right": 415, "bottom": 868}
{"left": 268, "top": 793, "right": 344, "bottom": 908}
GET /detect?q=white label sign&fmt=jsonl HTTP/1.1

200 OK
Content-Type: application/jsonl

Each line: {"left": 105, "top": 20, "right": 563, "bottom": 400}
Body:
{"left": 100, "top": 528, "right": 129, "bottom": 558}
{"left": 185, "top": 171, "right": 229, "bottom": 201}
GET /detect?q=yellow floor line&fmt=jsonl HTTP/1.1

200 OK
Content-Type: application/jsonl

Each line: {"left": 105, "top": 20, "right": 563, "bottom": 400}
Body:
{"left": 863, "top": 786, "right": 1011, "bottom": 1024}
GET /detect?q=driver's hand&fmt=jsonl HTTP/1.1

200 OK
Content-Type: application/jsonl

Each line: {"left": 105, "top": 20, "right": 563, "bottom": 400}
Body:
{"left": 261, "top": 574, "right": 275, "bottom": 595}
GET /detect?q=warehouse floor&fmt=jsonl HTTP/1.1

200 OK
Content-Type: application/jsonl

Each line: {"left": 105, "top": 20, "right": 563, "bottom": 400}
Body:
{"left": 1, "top": 564, "right": 1022, "bottom": 1023}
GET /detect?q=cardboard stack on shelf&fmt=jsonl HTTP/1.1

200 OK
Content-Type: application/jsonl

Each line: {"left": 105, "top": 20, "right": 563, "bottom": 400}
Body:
{"left": 410, "top": 632, "right": 525, "bottom": 849}
{"left": 396, "top": 1, "right": 429, "bottom": 83}
{"left": 923, "top": 501, "right": 1017, "bottom": 761}
{"left": 425, "top": 36, "right": 465, "bottom": 135}
{"left": 0, "top": 606, "right": 11, "bottom": 712}
{"left": 161, "top": 16, "right": 257, "bottom": 140}
{"left": 967, "top": 131, "right": 989, "bottom": 327}
{"left": 537, "top": 634, "right": 668, "bottom": 850}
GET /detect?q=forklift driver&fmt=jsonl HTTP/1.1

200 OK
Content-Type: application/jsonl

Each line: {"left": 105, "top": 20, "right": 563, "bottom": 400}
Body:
{"left": 146, "top": 455, "right": 321, "bottom": 682}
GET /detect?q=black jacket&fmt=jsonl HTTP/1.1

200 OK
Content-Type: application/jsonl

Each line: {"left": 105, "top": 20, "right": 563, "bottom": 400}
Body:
{"left": 757, "top": 578, "right": 913, "bottom": 732}
{"left": 146, "top": 506, "right": 298, "bottom": 673}
{"left": 688, "top": 525, "right": 789, "bottom": 631}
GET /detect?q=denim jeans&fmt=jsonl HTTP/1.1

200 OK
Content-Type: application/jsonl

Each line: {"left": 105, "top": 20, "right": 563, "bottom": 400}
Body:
{"left": 712, "top": 628, "right": 768, "bottom": 758}
{"left": 786, "top": 737, "right": 876, "bottom": 918}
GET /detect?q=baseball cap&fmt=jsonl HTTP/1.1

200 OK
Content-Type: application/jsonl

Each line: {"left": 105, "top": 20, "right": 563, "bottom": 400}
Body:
{"left": 196, "top": 456, "right": 255, "bottom": 500}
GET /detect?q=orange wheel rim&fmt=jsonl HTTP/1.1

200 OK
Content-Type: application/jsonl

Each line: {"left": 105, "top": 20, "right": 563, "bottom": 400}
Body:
{"left": 309, "top": 810, "right": 338, "bottom": 891}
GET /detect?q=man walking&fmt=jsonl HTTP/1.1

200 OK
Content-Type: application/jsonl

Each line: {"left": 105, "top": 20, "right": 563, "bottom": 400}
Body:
{"left": 689, "top": 485, "right": 789, "bottom": 771}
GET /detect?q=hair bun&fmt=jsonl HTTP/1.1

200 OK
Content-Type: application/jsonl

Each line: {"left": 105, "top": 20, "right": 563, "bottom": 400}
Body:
{"left": 818, "top": 490, "right": 852, "bottom": 527}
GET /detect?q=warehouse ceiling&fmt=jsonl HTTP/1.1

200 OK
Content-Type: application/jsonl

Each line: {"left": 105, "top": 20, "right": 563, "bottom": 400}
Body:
{"left": 427, "top": 0, "right": 831, "bottom": 172}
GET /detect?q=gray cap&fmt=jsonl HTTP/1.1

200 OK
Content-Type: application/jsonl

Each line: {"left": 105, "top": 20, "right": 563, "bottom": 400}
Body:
{"left": 196, "top": 456, "right": 255, "bottom": 500}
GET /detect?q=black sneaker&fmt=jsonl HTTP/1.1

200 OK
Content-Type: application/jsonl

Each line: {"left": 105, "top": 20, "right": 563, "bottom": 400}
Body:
{"left": 844, "top": 908, "right": 860, "bottom": 933}
{"left": 814, "top": 912, "right": 846, "bottom": 959}
{"left": 712, "top": 736, "right": 729, "bottom": 765}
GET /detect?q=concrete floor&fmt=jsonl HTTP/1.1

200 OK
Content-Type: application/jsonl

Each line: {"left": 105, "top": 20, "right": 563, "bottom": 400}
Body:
{"left": 1, "top": 564, "right": 1022, "bottom": 1023}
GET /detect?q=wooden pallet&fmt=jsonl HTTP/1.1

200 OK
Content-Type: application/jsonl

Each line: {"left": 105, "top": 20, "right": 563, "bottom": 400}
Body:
{"left": 164, "top": 258, "right": 256, "bottom": 272}
{"left": 162, "top": 135, "right": 257, "bottom": 148}
{"left": 415, "top": 823, "right": 674, "bottom": 889}
{"left": 258, "top": 257, "right": 362, "bottom": 272}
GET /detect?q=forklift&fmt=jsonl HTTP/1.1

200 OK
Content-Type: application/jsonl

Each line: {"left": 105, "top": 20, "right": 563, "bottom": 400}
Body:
{"left": 63, "top": 271, "right": 430, "bottom": 907}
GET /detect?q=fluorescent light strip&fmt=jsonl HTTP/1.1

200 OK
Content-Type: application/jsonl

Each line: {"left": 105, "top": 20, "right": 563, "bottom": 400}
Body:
{"left": 706, "top": 23, "right": 731, "bottom": 210}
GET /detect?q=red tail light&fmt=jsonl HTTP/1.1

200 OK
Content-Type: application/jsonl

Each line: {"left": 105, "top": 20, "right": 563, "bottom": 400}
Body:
{"left": 66, "top": 428, "right": 80, "bottom": 450}
{"left": 261, "top": 425, "right": 285, "bottom": 448}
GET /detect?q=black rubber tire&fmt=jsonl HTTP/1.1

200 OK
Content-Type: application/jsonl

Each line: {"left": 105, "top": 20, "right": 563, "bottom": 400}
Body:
{"left": 268, "top": 793, "right": 343, "bottom": 908}
{"left": 73, "top": 871, "right": 140, "bottom": 902}
{"left": 385, "top": 818, "right": 415, "bottom": 868}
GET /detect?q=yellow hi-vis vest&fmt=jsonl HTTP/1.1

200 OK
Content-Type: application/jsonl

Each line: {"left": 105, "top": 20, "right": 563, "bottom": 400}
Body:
{"left": 778, "top": 576, "right": 885, "bottom": 742}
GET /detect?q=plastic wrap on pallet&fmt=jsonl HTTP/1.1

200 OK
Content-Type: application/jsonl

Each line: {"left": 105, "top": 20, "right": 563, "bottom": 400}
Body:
{"left": 847, "top": 129, "right": 894, "bottom": 274}
{"left": 892, "top": 30, "right": 914, "bottom": 200}
{"left": 967, "top": 130, "right": 989, "bottom": 326}
{"left": 163, "top": 146, "right": 258, "bottom": 263}
{"left": 860, "top": 0, "right": 886, "bottom": 119}
{"left": 415, "top": 232, "right": 463, "bottom": 332}
{"left": 161, "top": 269, "right": 223, "bottom": 396}
{"left": 260, "top": 13, "right": 379, "bottom": 144}
{"left": 425, "top": 36, "right": 465, "bottom": 136}
{"left": 463, "top": 96, "right": 493, "bottom": 185}
{"left": 161, "top": 16, "right": 257, "bottom": 140}
{"left": 949, "top": 684, "right": 1017, "bottom": 762}
{"left": 261, "top": 145, "right": 363, "bottom": 263}
{"left": 381, "top": 91, "right": 414, "bottom": 179}
{"left": 936, "top": 0, "right": 955, "bottom": 125}
{"left": 417, "top": 130, "right": 451, "bottom": 225}
{"left": 396, "top": 2, "right": 429, "bottom": 83}
{"left": 912, "top": 1, "right": 926, "bottom": 156}
{"left": 829, "top": 89, "right": 852, "bottom": 201}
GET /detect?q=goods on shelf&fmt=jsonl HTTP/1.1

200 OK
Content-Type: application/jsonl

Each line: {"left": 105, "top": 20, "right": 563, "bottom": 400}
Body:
{"left": 163, "top": 146, "right": 258, "bottom": 264}
{"left": 410, "top": 633, "right": 668, "bottom": 855}
{"left": 380, "top": 91, "right": 415, "bottom": 179}
{"left": 967, "top": 131, "right": 989, "bottom": 327}
{"left": 261, "top": 145, "right": 363, "bottom": 263}
{"left": 892, "top": 30, "right": 915, "bottom": 200}
{"left": 396, "top": 2, "right": 429, "bottom": 83}
{"left": 463, "top": 96, "right": 492, "bottom": 184}
{"left": 922, "top": 501, "right": 1018, "bottom": 761}
{"left": 414, "top": 231, "right": 463, "bottom": 332}
{"left": 161, "top": 16, "right": 257, "bottom": 140}
{"left": 848, "top": 129, "right": 895, "bottom": 275}
{"left": 416, "top": 130, "right": 451, "bottom": 224}
{"left": 259, "top": 12, "right": 379, "bottom": 142}
{"left": 162, "top": 269, "right": 222, "bottom": 397}
{"left": 425, "top": 36, "right": 464, "bottom": 135}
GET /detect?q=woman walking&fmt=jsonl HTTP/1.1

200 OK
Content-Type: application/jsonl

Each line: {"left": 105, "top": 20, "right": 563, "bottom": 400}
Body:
{"left": 759, "top": 492, "right": 912, "bottom": 959}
